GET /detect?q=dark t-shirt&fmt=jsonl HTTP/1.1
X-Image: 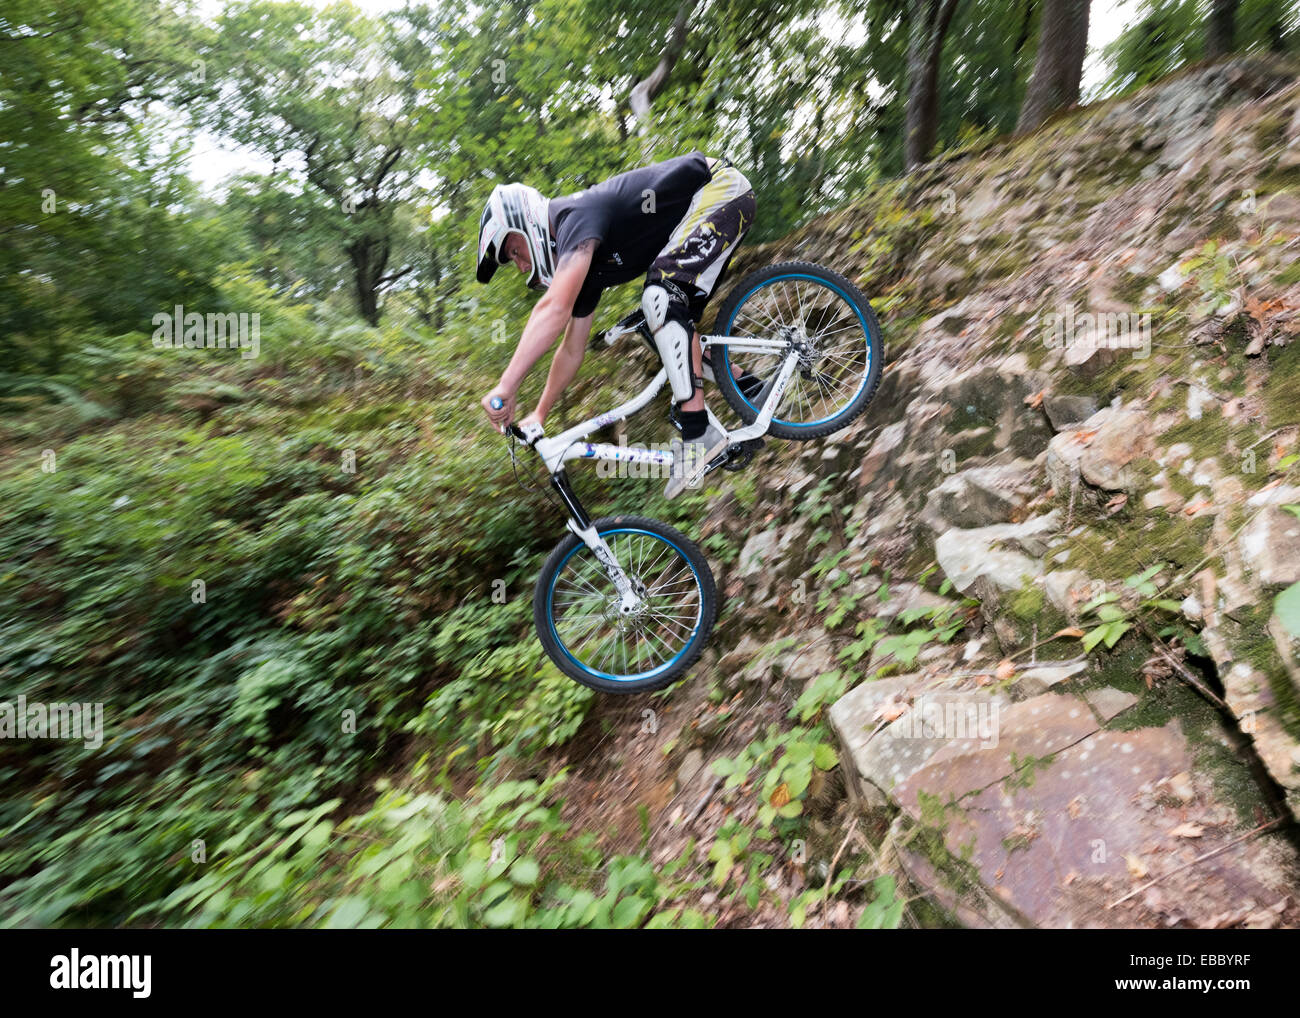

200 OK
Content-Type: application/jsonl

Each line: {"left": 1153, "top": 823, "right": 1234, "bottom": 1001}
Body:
{"left": 548, "top": 151, "right": 712, "bottom": 318}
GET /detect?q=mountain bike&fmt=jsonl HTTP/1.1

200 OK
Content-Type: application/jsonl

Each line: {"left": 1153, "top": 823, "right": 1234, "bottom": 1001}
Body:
{"left": 497, "top": 261, "right": 883, "bottom": 694}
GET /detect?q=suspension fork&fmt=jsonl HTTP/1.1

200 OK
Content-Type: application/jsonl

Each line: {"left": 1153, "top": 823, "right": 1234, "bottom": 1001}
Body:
{"left": 549, "top": 468, "right": 644, "bottom": 614}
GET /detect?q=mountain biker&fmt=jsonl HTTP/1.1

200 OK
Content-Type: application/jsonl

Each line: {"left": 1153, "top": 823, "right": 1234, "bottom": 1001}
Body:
{"left": 476, "top": 150, "right": 759, "bottom": 498}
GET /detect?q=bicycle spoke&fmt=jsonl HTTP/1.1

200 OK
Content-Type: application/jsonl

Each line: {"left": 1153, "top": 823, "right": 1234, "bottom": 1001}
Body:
{"left": 717, "top": 275, "right": 872, "bottom": 427}
{"left": 548, "top": 529, "right": 702, "bottom": 681}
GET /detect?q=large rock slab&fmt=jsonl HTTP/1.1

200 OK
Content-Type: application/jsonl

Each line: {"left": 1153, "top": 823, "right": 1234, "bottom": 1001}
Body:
{"left": 882, "top": 692, "right": 1300, "bottom": 927}
{"left": 1079, "top": 408, "right": 1151, "bottom": 491}
{"left": 857, "top": 421, "right": 907, "bottom": 489}
{"left": 1239, "top": 507, "right": 1300, "bottom": 587}
{"left": 1045, "top": 407, "right": 1152, "bottom": 492}
{"left": 922, "top": 459, "right": 1037, "bottom": 532}
{"left": 1202, "top": 620, "right": 1300, "bottom": 816}
{"left": 829, "top": 674, "right": 1010, "bottom": 807}
{"left": 1046, "top": 428, "right": 1089, "bottom": 493}
{"left": 934, "top": 511, "right": 1060, "bottom": 595}
{"left": 1043, "top": 393, "right": 1100, "bottom": 431}
{"left": 892, "top": 693, "right": 1100, "bottom": 816}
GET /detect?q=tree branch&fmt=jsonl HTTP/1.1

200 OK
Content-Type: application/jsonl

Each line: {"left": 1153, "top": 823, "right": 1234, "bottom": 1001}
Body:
{"left": 628, "top": 0, "right": 698, "bottom": 119}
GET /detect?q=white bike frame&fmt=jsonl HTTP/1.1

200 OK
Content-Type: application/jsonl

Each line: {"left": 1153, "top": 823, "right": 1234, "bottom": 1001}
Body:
{"left": 511, "top": 328, "right": 799, "bottom": 616}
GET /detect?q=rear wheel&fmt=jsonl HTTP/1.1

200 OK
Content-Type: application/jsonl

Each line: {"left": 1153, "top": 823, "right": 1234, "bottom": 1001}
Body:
{"left": 533, "top": 514, "right": 717, "bottom": 694}
{"left": 710, "top": 261, "right": 883, "bottom": 441}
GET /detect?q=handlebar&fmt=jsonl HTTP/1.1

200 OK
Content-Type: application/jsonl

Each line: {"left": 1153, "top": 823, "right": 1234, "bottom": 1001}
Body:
{"left": 490, "top": 396, "right": 532, "bottom": 442}
{"left": 500, "top": 419, "right": 543, "bottom": 445}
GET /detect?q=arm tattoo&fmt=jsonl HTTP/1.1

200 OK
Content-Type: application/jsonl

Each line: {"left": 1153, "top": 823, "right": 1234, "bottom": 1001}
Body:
{"left": 556, "top": 237, "right": 598, "bottom": 271}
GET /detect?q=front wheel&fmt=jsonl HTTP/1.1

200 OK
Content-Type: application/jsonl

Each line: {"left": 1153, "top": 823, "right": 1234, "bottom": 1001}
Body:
{"left": 533, "top": 515, "right": 717, "bottom": 694}
{"left": 710, "top": 260, "right": 883, "bottom": 441}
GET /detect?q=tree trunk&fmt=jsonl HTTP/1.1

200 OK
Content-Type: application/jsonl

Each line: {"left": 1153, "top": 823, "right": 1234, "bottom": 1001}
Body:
{"left": 1205, "top": 0, "right": 1238, "bottom": 58}
{"left": 1016, "top": 0, "right": 1091, "bottom": 134}
{"left": 348, "top": 235, "right": 389, "bottom": 327}
{"left": 903, "top": 0, "right": 962, "bottom": 171}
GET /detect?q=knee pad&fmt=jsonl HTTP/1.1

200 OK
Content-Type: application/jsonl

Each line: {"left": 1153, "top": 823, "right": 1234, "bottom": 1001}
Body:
{"left": 642, "top": 283, "right": 697, "bottom": 403}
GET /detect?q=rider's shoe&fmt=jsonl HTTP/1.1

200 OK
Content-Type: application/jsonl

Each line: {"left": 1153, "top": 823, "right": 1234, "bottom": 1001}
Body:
{"left": 665, "top": 422, "right": 729, "bottom": 499}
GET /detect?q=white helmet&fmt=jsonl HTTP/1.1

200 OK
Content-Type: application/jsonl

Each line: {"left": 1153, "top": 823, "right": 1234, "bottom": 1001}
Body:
{"left": 475, "top": 183, "right": 554, "bottom": 291}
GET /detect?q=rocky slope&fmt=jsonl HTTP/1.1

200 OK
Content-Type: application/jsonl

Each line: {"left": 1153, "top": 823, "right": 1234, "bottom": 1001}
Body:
{"left": 661, "top": 56, "right": 1300, "bottom": 928}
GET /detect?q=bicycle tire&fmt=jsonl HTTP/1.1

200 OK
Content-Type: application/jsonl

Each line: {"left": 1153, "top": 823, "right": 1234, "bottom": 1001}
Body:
{"left": 533, "top": 514, "right": 717, "bottom": 694}
{"left": 710, "top": 260, "right": 884, "bottom": 441}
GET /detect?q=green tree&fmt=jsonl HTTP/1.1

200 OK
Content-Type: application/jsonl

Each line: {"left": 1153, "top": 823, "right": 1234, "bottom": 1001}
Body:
{"left": 0, "top": 0, "right": 220, "bottom": 373}
{"left": 195, "top": 1, "right": 435, "bottom": 324}
{"left": 1103, "top": 0, "right": 1299, "bottom": 96}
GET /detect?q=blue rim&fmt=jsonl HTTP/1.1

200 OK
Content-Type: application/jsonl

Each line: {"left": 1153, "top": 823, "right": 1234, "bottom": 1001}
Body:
{"left": 719, "top": 272, "right": 875, "bottom": 429}
{"left": 547, "top": 527, "right": 703, "bottom": 684}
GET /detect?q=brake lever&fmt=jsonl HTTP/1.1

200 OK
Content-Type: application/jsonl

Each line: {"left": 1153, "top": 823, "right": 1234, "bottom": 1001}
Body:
{"left": 505, "top": 421, "right": 544, "bottom": 445}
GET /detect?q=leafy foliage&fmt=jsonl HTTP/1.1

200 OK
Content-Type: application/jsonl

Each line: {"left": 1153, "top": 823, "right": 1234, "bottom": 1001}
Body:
{"left": 4, "top": 0, "right": 1294, "bottom": 931}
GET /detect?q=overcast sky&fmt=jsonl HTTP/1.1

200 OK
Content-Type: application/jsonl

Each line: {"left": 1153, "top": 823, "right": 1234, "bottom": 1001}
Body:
{"left": 183, "top": 0, "right": 1137, "bottom": 190}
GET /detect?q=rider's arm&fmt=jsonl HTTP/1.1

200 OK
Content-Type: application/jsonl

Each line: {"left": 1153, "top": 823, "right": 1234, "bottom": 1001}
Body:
{"left": 497, "top": 241, "right": 596, "bottom": 394}
{"left": 530, "top": 313, "right": 593, "bottom": 425}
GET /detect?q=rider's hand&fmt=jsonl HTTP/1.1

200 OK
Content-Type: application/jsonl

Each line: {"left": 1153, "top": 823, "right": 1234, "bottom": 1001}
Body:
{"left": 482, "top": 387, "right": 516, "bottom": 432}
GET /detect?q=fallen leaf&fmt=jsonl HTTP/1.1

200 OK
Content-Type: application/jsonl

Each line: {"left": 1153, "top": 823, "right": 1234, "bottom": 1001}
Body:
{"left": 1169, "top": 822, "right": 1205, "bottom": 838}
{"left": 996, "top": 659, "right": 1016, "bottom": 680}
{"left": 873, "top": 700, "right": 909, "bottom": 723}
{"left": 1024, "top": 389, "right": 1045, "bottom": 409}
{"left": 1126, "top": 853, "right": 1149, "bottom": 879}
{"left": 769, "top": 783, "right": 790, "bottom": 808}
{"left": 1055, "top": 626, "right": 1086, "bottom": 638}
{"left": 1245, "top": 295, "right": 1283, "bottom": 324}
{"left": 1183, "top": 498, "right": 1213, "bottom": 516}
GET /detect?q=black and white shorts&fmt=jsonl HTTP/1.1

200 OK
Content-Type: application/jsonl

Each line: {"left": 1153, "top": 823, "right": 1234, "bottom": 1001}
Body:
{"left": 645, "top": 156, "right": 756, "bottom": 326}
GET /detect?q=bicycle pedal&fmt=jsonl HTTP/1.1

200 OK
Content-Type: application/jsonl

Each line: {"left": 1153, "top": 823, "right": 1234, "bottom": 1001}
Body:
{"left": 721, "top": 437, "right": 764, "bottom": 472}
